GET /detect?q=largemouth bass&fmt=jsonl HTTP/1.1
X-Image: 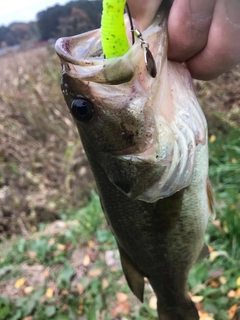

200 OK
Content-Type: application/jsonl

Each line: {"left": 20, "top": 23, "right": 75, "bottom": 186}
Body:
{"left": 55, "top": 2, "right": 215, "bottom": 319}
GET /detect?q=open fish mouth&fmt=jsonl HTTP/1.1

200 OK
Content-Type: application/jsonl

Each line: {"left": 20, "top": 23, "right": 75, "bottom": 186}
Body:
{"left": 55, "top": 29, "right": 135, "bottom": 85}
{"left": 55, "top": 7, "right": 207, "bottom": 202}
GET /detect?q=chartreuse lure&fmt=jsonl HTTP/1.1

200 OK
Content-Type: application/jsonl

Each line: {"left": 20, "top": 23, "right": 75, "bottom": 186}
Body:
{"left": 101, "top": 0, "right": 130, "bottom": 58}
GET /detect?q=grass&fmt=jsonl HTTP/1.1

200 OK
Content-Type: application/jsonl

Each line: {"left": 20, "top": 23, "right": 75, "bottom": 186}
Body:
{"left": 0, "top": 47, "right": 239, "bottom": 319}
{"left": 188, "top": 127, "right": 240, "bottom": 320}
{"left": 0, "top": 127, "right": 239, "bottom": 320}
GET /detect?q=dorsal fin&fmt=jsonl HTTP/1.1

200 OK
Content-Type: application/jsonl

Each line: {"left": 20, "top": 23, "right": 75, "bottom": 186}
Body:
{"left": 117, "top": 244, "right": 145, "bottom": 302}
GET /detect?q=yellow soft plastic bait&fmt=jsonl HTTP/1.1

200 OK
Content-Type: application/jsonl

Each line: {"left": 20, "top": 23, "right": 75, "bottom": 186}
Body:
{"left": 101, "top": 0, "right": 130, "bottom": 59}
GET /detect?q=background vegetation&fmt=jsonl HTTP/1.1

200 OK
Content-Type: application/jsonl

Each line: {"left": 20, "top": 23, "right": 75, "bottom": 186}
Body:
{"left": 0, "top": 43, "right": 239, "bottom": 319}
{"left": 0, "top": 0, "right": 102, "bottom": 48}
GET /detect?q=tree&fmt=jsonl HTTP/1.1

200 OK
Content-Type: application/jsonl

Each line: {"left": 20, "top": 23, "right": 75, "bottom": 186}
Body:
{"left": 37, "top": 1, "right": 102, "bottom": 40}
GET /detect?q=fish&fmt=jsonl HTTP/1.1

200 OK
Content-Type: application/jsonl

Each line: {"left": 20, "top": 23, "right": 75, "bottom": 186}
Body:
{"left": 55, "top": 1, "right": 215, "bottom": 319}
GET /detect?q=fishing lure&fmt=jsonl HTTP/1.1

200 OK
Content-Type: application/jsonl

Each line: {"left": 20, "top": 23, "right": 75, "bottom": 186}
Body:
{"left": 101, "top": 0, "right": 130, "bottom": 58}
{"left": 101, "top": 0, "right": 157, "bottom": 76}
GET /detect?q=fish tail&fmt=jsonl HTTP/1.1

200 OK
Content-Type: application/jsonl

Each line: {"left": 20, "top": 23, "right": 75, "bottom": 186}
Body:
{"left": 148, "top": 278, "right": 199, "bottom": 320}
{"left": 156, "top": 298, "right": 199, "bottom": 320}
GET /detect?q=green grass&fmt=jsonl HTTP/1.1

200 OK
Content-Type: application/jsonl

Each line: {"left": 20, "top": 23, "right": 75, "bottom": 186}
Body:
{"left": 1, "top": 128, "right": 240, "bottom": 320}
{"left": 208, "top": 130, "right": 240, "bottom": 261}
{"left": 187, "top": 127, "right": 240, "bottom": 320}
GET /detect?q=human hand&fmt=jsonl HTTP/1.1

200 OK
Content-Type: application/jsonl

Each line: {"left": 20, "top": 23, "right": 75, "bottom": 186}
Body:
{"left": 127, "top": 0, "right": 240, "bottom": 80}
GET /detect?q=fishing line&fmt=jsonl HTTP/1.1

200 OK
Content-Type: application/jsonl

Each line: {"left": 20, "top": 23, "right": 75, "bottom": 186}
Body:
{"left": 125, "top": 3, "right": 135, "bottom": 45}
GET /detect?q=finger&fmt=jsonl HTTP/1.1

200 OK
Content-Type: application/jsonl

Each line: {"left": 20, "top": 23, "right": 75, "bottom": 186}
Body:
{"left": 186, "top": 0, "right": 240, "bottom": 80}
{"left": 168, "top": 0, "right": 216, "bottom": 62}
{"left": 127, "top": 0, "right": 163, "bottom": 31}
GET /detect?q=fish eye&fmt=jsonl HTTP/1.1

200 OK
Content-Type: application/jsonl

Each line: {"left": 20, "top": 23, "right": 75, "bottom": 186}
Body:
{"left": 70, "top": 98, "right": 95, "bottom": 122}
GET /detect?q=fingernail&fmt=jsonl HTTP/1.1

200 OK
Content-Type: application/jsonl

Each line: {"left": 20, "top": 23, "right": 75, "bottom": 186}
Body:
{"left": 226, "top": 0, "right": 240, "bottom": 26}
{"left": 189, "top": 0, "right": 215, "bottom": 19}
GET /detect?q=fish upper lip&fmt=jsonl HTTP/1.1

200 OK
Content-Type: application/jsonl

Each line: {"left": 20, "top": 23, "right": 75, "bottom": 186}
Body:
{"left": 55, "top": 30, "right": 103, "bottom": 65}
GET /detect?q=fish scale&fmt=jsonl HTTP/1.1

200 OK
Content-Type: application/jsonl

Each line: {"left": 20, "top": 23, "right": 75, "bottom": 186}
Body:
{"left": 55, "top": 1, "right": 215, "bottom": 318}
{"left": 81, "top": 130, "right": 208, "bottom": 286}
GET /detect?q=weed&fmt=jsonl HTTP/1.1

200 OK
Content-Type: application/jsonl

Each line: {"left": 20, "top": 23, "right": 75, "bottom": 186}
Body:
{"left": 61, "top": 191, "right": 103, "bottom": 241}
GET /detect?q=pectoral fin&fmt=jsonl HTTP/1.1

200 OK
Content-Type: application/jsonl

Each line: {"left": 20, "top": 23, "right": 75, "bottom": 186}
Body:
{"left": 196, "top": 243, "right": 210, "bottom": 263}
{"left": 117, "top": 244, "right": 145, "bottom": 302}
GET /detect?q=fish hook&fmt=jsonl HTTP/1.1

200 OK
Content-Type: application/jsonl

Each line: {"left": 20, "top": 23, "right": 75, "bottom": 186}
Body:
{"left": 125, "top": 3, "right": 157, "bottom": 78}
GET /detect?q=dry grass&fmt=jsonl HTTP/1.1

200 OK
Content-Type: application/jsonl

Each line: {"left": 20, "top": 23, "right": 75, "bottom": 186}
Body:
{"left": 0, "top": 46, "right": 95, "bottom": 237}
{"left": 194, "top": 67, "right": 240, "bottom": 131}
